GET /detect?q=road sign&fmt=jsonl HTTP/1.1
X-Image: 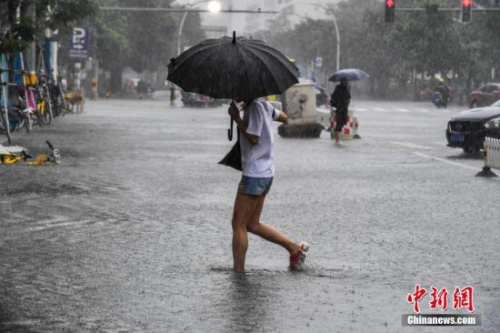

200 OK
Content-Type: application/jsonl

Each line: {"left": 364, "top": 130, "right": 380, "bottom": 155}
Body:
{"left": 69, "top": 27, "right": 90, "bottom": 60}
{"left": 315, "top": 57, "right": 323, "bottom": 68}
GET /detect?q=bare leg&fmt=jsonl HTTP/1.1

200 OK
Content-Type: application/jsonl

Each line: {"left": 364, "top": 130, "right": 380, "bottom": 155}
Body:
{"left": 247, "top": 195, "right": 301, "bottom": 255}
{"left": 232, "top": 192, "right": 260, "bottom": 272}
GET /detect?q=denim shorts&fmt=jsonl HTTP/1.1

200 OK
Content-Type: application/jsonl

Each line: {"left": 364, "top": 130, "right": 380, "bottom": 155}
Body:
{"left": 238, "top": 176, "right": 273, "bottom": 196}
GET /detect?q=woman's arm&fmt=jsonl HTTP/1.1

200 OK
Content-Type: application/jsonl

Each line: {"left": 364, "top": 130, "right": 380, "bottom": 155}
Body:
{"left": 276, "top": 110, "right": 288, "bottom": 124}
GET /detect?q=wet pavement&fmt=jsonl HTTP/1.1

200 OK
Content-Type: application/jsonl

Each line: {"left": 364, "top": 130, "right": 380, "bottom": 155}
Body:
{"left": 0, "top": 98, "right": 499, "bottom": 332}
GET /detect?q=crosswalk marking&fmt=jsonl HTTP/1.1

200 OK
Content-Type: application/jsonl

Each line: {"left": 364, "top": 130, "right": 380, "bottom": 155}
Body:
{"left": 349, "top": 107, "right": 459, "bottom": 114}
{"left": 415, "top": 108, "right": 431, "bottom": 113}
{"left": 391, "top": 141, "right": 434, "bottom": 150}
{"left": 318, "top": 106, "right": 463, "bottom": 114}
{"left": 413, "top": 152, "right": 483, "bottom": 172}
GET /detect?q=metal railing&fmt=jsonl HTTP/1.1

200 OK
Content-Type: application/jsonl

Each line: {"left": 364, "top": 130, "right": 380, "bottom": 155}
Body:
{"left": 477, "top": 137, "right": 500, "bottom": 177}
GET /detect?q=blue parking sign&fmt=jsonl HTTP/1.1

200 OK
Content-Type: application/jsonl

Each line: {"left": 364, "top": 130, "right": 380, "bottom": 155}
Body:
{"left": 69, "top": 27, "right": 90, "bottom": 60}
{"left": 315, "top": 57, "right": 323, "bottom": 68}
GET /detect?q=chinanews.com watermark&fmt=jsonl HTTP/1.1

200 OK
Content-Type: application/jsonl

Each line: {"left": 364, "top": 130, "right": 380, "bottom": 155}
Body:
{"left": 403, "top": 314, "right": 480, "bottom": 326}
{"left": 402, "top": 284, "right": 481, "bottom": 327}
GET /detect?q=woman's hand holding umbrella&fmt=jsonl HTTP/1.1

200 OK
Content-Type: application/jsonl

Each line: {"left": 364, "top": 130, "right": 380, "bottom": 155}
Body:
{"left": 228, "top": 102, "right": 240, "bottom": 140}
{"left": 228, "top": 102, "right": 240, "bottom": 121}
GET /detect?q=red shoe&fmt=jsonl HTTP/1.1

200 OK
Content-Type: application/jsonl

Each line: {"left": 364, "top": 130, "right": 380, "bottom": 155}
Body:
{"left": 289, "top": 242, "right": 309, "bottom": 271}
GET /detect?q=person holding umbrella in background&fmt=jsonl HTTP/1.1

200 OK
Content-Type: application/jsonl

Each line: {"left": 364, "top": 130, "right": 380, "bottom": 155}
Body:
{"left": 330, "top": 81, "right": 351, "bottom": 145}
{"left": 168, "top": 32, "right": 309, "bottom": 272}
{"left": 329, "top": 68, "right": 370, "bottom": 145}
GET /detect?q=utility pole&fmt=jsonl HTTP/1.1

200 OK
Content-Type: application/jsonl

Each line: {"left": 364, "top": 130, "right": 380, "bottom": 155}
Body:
{"left": 25, "top": 4, "right": 36, "bottom": 71}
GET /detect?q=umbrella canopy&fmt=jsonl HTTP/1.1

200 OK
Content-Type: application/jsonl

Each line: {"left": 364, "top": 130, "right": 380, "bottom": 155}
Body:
{"left": 167, "top": 32, "right": 299, "bottom": 101}
{"left": 329, "top": 68, "right": 370, "bottom": 82}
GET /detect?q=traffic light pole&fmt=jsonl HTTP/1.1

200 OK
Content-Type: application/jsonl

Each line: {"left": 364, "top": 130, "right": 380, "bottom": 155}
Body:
{"left": 394, "top": 7, "right": 500, "bottom": 11}
{"left": 386, "top": 6, "right": 500, "bottom": 23}
{"left": 100, "top": 7, "right": 277, "bottom": 14}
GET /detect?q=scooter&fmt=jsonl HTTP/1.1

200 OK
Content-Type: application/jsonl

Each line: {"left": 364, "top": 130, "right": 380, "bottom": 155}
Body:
{"left": 432, "top": 91, "right": 448, "bottom": 108}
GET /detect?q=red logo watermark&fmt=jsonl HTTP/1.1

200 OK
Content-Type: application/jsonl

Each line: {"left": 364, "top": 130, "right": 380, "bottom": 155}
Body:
{"left": 407, "top": 285, "right": 474, "bottom": 313}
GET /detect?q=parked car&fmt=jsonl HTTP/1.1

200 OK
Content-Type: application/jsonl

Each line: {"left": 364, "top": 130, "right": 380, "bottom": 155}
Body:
{"left": 468, "top": 83, "right": 500, "bottom": 108}
{"left": 180, "top": 90, "right": 224, "bottom": 107}
{"left": 446, "top": 100, "right": 500, "bottom": 154}
{"left": 123, "top": 78, "right": 140, "bottom": 94}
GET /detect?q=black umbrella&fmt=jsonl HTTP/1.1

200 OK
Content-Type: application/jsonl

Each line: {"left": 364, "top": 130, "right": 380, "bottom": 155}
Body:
{"left": 167, "top": 32, "right": 299, "bottom": 102}
{"left": 168, "top": 32, "right": 299, "bottom": 141}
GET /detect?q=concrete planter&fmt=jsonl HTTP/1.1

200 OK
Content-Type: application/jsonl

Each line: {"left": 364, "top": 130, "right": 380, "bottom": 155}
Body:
{"left": 279, "top": 81, "right": 323, "bottom": 138}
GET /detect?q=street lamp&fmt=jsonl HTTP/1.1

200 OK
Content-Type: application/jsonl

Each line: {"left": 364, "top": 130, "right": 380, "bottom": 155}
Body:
{"left": 277, "top": 2, "right": 340, "bottom": 71}
{"left": 177, "top": 0, "right": 221, "bottom": 55}
{"left": 306, "top": 2, "right": 340, "bottom": 72}
{"left": 207, "top": 1, "right": 221, "bottom": 13}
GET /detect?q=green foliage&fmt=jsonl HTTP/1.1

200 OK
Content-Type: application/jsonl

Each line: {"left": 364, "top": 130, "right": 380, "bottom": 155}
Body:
{"left": 2, "top": 0, "right": 204, "bottom": 92}
{"left": 0, "top": 16, "right": 36, "bottom": 53}
{"left": 89, "top": 0, "right": 198, "bottom": 84}
{"left": 0, "top": 0, "right": 97, "bottom": 52}
{"left": 262, "top": 0, "right": 500, "bottom": 99}
{"left": 75, "top": 0, "right": 205, "bottom": 91}
{"left": 43, "top": 0, "right": 99, "bottom": 30}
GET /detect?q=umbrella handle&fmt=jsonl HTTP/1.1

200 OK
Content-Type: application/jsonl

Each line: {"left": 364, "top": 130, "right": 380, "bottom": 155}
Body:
{"left": 228, "top": 118, "right": 233, "bottom": 141}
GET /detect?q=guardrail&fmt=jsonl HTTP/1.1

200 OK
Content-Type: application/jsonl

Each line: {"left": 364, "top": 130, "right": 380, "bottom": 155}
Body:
{"left": 476, "top": 137, "right": 500, "bottom": 177}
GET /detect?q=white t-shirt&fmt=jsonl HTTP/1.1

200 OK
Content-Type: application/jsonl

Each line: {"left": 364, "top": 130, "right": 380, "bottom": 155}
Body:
{"left": 240, "top": 99, "right": 280, "bottom": 178}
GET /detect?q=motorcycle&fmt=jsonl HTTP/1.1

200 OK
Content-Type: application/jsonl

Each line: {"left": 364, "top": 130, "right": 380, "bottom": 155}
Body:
{"left": 432, "top": 91, "right": 448, "bottom": 108}
{"left": 315, "top": 87, "right": 329, "bottom": 108}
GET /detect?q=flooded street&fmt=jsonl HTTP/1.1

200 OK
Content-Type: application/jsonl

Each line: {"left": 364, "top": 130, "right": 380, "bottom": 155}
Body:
{"left": 1, "top": 99, "right": 499, "bottom": 332}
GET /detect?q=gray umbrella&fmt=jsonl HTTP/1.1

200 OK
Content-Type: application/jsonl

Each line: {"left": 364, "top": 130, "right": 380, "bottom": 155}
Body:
{"left": 329, "top": 68, "right": 370, "bottom": 82}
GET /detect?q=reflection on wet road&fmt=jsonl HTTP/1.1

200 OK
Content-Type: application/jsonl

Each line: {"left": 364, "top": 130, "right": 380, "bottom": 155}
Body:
{"left": 0, "top": 99, "right": 498, "bottom": 332}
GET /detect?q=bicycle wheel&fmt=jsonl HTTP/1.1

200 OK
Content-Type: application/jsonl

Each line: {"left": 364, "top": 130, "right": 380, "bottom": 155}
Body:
{"left": 52, "top": 95, "right": 63, "bottom": 117}
{"left": 0, "top": 107, "right": 12, "bottom": 144}
{"left": 11, "top": 108, "right": 25, "bottom": 132}
{"left": 31, "top": 109, "right": 39, "bottom": 127}
{"left": 41, "top": 99, "right": 52, "bottom": 125}
{"left": 23, "top": 109, "right": 32, "bottom": 133}
{"left": 56, "top": 96, "right": 68, "bottom": 116}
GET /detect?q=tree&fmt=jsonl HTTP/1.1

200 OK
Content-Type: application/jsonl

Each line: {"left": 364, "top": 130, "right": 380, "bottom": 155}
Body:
{"left": 261, "top": 0, "right": 500, "bottom": 100}
{"left": 0, "top": 0, "right": 98, "bottom": 53}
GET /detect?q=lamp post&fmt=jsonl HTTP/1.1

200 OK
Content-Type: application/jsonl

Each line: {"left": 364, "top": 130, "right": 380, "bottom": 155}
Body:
{"left": 177, "top": 1, "right": 221, "bottom": 55}
{"left": 306, "top": 3, "right": 340, "bottom": 72}
{"left": 278, "top": 2, "right": 340, "bottom": 71}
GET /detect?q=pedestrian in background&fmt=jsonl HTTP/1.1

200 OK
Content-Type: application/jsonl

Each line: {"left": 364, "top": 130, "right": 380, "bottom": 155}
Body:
{"left": 228, "top": 99, "right": 309, "bottom": 272}
{"left": 330, "top": 81, "right": 351, "bottom": 145}
{"left": 167, "top": 81, "right": 177, "bottom": 106}
{"left": 136, "top": 79, "right": 148, "bottom": 99}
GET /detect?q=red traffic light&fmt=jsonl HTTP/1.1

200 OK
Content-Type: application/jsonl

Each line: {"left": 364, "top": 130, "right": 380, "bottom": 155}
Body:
{"left": 385, "top": 0, "right": 395, "bottom": 22}
{"left": 462, "top": 0, "right": 472, "bottom": 22}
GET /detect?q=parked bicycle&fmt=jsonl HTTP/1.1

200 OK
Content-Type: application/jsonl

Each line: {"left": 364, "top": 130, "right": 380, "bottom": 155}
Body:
{"left": 35, "top": 74, "right": 53, "bottom": 125}
{"left": 50, "top": 76, "right": 71, "bottom": 117}
{"left": 1, "top": 70, "right": 30, "bottom": 143}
